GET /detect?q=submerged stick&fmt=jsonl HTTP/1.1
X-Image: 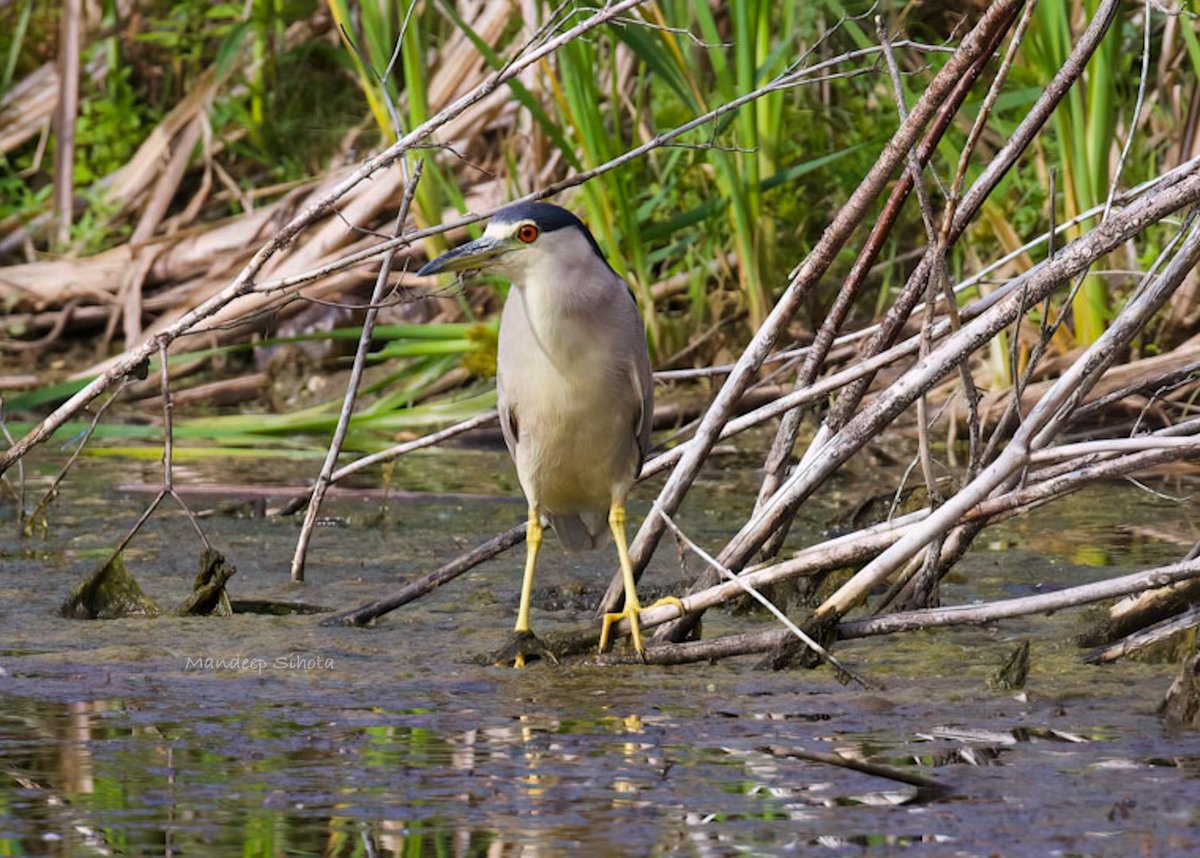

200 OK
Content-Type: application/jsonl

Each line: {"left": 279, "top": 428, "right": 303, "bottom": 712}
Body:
{"left": 755, "top": 744, "right": 951, "bottom": 796}
{"left": 321, "top": 523, "right": 526, "bottom": 627}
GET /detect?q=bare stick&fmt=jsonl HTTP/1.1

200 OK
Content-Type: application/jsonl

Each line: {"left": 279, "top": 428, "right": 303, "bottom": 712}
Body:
{"left": 877, "top": 16, "right": 951, "bottom": 603}
{"left": 110, "top": 489, "right": 167, "bottom": 559}
{"left": 291, "top": 160, "right": 425, "bottom": 581}
{"left": 1102, "top": 0, "right": 1153, "bottom": 222}
{"left": 817, "top": 213, "right": 1200, "bottom": 620}
{"left": 652, "top": 503, "right": 872, "bottom": 688}
{"left": 610, "top": 560, "right": 1200, "bottom": 665}
{"left": 1084, "top": 605, "right": 1200, "bottom": 664}
{"left": 839, "top": 561, "right": 1200, "bottom": 638}
{"left": 23, "top": 383, "right": 127, "bottom": 537}
{"left": 598, "top": 0, "right": 1024, "bottom": 618}
{"left": 1029, "top": 436, "right": 1200, "bottom": 463}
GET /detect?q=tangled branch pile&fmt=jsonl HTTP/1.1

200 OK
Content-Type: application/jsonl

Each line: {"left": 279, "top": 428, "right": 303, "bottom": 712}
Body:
{"left": 3, "top": 1, "right": 1200, "bottom": 670}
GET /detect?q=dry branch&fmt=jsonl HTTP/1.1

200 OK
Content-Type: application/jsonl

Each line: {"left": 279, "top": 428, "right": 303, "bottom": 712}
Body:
{"left": 602, "top": 560, "right": 1200, "bottom": 667}
{"left": 290, "top": 160, "right": 425, "bottom": 582}
{"left": 599, "top": 0, "right": 1025, "bottom": 618}
{"left": 817, "top": 214, "right": 1200, "bottom": 620}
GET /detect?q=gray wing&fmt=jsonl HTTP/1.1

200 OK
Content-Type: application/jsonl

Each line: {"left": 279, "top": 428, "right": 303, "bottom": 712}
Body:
{"left": 622, "top": 284, "right": 654, "bottom": 471}
{"left": 632, "top": 333, "right": 653, "bottom": 468}
{"left": 495, "top": 289, "right": 524, "bottom": 462}
{"left": 497, "top": 375, "right": 518, "bottom": 461}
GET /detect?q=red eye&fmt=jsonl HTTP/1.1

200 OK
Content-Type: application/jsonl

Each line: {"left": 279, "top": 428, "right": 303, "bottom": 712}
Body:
{"left": 516, "top": 223, "right": 539, "bottom": 243}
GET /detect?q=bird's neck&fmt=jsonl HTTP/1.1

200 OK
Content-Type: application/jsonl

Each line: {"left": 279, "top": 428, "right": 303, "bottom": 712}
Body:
{"left": 515, "top": 277, "right": 614, "bottom": 371}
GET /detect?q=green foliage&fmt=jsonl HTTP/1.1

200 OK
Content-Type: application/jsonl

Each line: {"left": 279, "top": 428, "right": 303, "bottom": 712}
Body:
{"left": 1025, "top": 0, "right": 1123, "bottom": 345}
{"left": 72, "top": 63, "right": 149, "bottom": 185}
{"left": 2, "top": 0, "right": 1186, "bottom": 450}
{"left": 0, "top": 0, "right": 358, "bottom": 241}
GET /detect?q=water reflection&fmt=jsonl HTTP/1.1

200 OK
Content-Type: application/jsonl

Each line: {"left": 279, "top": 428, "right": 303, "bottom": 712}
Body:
{"left": 0, "top": 690, "right": 989, "bottom": 856}
{"left": 4, "top": 463, "right": 1200, "bottom": 854}
{"left": 0, "top": 697, "right": 730, "bottom": 856}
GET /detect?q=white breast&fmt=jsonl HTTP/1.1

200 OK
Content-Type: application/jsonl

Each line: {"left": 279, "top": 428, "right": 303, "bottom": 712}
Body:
{"left": 497, "top": 276, "right": 642, "bottom": 519}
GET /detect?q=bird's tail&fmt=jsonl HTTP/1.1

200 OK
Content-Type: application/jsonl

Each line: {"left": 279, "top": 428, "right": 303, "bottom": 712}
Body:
{"left": 549, "top": 512, "right": 609, "bottom": 551}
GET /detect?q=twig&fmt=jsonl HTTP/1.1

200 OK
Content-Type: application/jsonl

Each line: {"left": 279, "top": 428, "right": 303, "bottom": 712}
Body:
{"left": 23, "top": 382, "right": 127, "bottom": 537}
{"left": 0, "top": 400, "right": 25, "bottom": 525}
{"left": 877, "top": 16, "right": 951, "bottom": 604}
{"left": 839, "top": 561, "right": 1200, "bottom": 638}
{"left": 291, "top": 159, "right": 425, "bottom": 581}
{"left": 109, "top": 343, "right": 211, "bottom": 558}
{"left": 1084, "top": 605, "right": 1200, "bottom": 664}
{"left": 1102, "top": 0, "right": 1153, "bottom": 222}
{"left": 1029, "top": 436, "right": 1200, "bottom": 463}
{"left": 653, "top": 502, "right": 872, "bottom": 688}
{"left": 160, "top": 356, "right": 211, "bottom": 550}
{"left": 622, "top": 559, "right": 1200, "bottom": 664}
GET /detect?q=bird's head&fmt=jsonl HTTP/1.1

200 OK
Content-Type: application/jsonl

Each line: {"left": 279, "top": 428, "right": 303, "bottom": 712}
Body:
{"left": 417, "top": 201, "right": 615, "bottom": 284}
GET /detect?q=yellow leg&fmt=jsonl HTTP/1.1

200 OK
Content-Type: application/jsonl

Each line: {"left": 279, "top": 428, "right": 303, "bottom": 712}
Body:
{"left": 599, "top": 503, "right": 685, "bottom": 657}
{"left": 600, "top": 503, "right": 643, "bottom": 654}
{"left": 512, "top": 507, "right": 542, "bottom": 668}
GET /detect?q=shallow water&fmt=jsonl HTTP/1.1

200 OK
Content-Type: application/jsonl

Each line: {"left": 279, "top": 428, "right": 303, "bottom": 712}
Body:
{"left": 2, "top": 448, "right": 1200, "bottom": 856}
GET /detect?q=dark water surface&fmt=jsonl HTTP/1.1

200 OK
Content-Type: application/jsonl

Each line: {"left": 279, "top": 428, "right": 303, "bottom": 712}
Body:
{"left": 2, "top": 451, "right": 1200, "bottom": 856}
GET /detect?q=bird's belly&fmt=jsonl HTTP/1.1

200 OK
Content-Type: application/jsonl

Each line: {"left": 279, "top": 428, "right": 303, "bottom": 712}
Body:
{"left": 514, "top": 372, "right": 636, "bottom": 516}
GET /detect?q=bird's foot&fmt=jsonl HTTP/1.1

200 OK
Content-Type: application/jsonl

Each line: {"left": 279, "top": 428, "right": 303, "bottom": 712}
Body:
{"left": 599, "top": 597, "right": 684, "bottom": 657}
{"left": 490, "top": 630, "right": 559, "bottom": 668}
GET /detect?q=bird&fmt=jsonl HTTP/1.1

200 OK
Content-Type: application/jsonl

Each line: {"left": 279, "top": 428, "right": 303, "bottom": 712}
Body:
{"left": 418, "top": 201, "right": 676, "bottom": 666}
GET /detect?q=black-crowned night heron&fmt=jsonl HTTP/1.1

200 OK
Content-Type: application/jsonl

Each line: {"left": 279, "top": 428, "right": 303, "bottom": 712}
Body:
{"left": 419, "top": 202, "right": 676, "bottom": 665}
